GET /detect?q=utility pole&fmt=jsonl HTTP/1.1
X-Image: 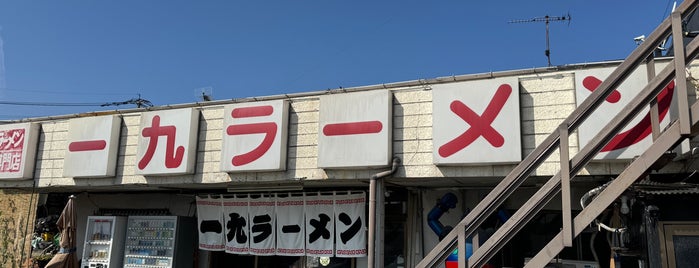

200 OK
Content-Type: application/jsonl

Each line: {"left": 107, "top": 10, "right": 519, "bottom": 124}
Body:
{"left": 509, "top": 14, "right": 571, "bottom": 66}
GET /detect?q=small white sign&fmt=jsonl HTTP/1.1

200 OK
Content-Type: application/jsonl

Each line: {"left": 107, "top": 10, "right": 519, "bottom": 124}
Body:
{"left": 63, "top": 115, "right": 121, "bottom": 178}
{"left": 135, "top": 108, "right": 199, "bottom": 175}
{"left": 0, "top": 123, "right": 40, "bottom": 179}
{"left": 575, "top": 65, "right": 674, "bottom": 160}
{"left": 432, "top": 78, "right": 522, "bottom": 164}
{"left": 318, "top": 90, "right": 392, "bottom": 168}
{"left": 221, "top": 100, "right": 289, "bottom": 172}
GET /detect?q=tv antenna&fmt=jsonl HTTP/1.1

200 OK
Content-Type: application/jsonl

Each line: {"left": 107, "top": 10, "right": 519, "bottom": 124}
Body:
{"left": 509, "top": 13, "right": 571, "bottom": 66}
{"left": 195, "top": 87, "right": 213, "bottom": 101}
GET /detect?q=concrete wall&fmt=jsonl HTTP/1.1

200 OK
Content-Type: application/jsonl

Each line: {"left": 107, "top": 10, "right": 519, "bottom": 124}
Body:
{"left": 0, "top": 61, "right": 697, "bottom": 190}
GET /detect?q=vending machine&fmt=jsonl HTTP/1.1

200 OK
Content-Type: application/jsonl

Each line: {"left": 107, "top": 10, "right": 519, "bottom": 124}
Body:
{"left": 81, "top": 216, "right": 127, "bottom": 268}
{"left": 123, "top": 216, "right": 195, "bottom": 268}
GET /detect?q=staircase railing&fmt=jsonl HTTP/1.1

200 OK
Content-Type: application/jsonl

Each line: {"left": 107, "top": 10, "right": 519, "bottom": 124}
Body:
{"left": 416, "top": 1, "right": 699, "bottom": 267}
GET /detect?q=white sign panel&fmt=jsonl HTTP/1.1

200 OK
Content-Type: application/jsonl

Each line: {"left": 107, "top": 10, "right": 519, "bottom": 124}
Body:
{"left": 432, "top": 78, "right": 522, "bottom": 164}
{"left": 0, "top": 123, "right": 39, "bottom": 179}
{"left": 196, "top": 196, "right": 225, "bottom": 251}
{"left": 249, "top": 196, "right": 276, "bottom": 255}
{"left": 575, "top": 65, "right": 675, "bottom": 159}
{"left": 221, "top": 100, "right": 289, "bottom": 172}
{"left": 63, "top": 115, "right": 121, "bottom": 178}
{"left": 223, "top": 196, "right": 250, "bottom": 254}
{"left": 305, "top": 194, "right": 334, "bottom": 257}
{"left": 276, "top": 195, "right": 305, "bottom": 256}
{"left": 318, "top": 90, "right": 392, "bottom": 168}
{"left": 334, "top": 193, "right": 367, "bottom": 257}
{"left": 135, "top": 108, "right": 199, "bottom": 175}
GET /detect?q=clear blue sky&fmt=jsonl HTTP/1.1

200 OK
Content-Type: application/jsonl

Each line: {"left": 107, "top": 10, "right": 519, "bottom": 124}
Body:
{"left": 0, "top": 1, "right": 680, "bottom": 120}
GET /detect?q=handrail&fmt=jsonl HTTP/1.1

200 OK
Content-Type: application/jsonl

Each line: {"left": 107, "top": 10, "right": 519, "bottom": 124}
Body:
{"left": 415, "top": 0, "right": 699, "bottom": 267}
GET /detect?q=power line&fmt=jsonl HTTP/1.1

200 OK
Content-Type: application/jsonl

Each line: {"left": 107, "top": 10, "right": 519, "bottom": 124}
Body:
{"left": 0, "top": 100, "right": 104, "bottom": 107}
{"left": 0, "top": 87, "right": 136, "bottom": 96}
{"left": 101, "top": 95, "right": 153, "bottom": 108}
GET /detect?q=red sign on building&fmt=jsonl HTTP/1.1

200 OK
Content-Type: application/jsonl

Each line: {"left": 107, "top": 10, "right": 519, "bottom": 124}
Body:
{"left": 0, "top": 123, "right": 40, "bottom": 180}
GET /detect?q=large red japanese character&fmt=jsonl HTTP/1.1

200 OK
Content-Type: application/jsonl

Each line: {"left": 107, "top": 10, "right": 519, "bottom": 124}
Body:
{"left": 438, "top": 84, "right": 511, "bottom": 158}
{"left": 138, "top": 115, "right": 185, "bottom": 169}
{"left": 582, "top": 76, "right": 674, "bottom": 152}
{"left": 226, "top": 105, "right": 277, "bottom": 166}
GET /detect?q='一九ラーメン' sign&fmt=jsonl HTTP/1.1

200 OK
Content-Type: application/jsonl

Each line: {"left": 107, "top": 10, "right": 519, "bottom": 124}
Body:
{"left": 318, "top": 90, "right": 393, "bottom": 168}
{"left": 135, "top": 108, "right": 200, "bottom": 175}
{"left": 63, "top": 115, "right": 122, "bottom": 178}
{"left": 574, "top": 64, "right": 677, "bottom": 160}
{"left": 196, "top": 193, "right": 367, "bottom": 258}
{"left": 220, "top": 100, "right": 289, "bottom": 172}
{"left": 5, "top": 70, "right": 671, "bottom": 181}
{"left": 432, "top": 77, "right": 522, "bottom": 164}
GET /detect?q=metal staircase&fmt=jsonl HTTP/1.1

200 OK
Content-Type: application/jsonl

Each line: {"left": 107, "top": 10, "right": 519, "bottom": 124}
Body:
{"left": 416, "top": 1, "right": 699, "bottom": 267}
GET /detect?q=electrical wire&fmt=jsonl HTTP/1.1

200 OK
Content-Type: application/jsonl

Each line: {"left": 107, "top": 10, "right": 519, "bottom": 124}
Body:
{"left": 0, "top": 100, "right": 105, "bottom": 107}
{"left": 1, "top": 87, "right": 134, "bottom": 96}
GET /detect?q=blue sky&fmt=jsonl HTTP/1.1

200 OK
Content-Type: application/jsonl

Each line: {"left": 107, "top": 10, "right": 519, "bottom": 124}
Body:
{"left": 0, "top": 1, "right": 679, "bottom": 120}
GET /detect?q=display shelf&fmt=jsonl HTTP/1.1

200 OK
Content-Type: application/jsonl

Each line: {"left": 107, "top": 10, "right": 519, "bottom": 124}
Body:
{"left": 85, "top": 241, "right": 111, "bottom": 245}
{"left": 124, "top": 216, "right": 195, "bottom": 268}
{"left": 81, "top": 216, "right": 127, "bottom": 268}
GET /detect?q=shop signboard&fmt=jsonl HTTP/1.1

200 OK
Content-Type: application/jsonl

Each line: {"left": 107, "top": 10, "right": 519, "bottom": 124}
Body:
{"left": 318, "top": 90, "right": 392, "bottom": 168}
{"left": 196, "top": 196, "right": 225, "bottom": 251}
{"left": 223, "top": 195, "right": 250, "bottom": 254}
{"left": 221, "top": 100, "right": 289, "bottom": 172}
{"left": 63, "top": 115, "right": 121, "bottom": 178}
{"left": 276, "top": 195, "right": 305, "bottom": 256}
{"left": 334, "top": 192, "right": 367, "bottom": 257}
{"left": 135, "top": 108, "right": 199, "bottom": 175}
{"left": 575, "top": 65, "right": 675, "bottom": 160}
{"left": 0, "top": 123, "right": 40, "bottom": 179}
{"left": 249, "top": 196, "right": 276, "bottom": 255}
{"left": 197, "top": 192, "right": 367, "bottom": 258}
{"left": 304, "top": 194, "right": 335, "bottom": 257}
{"left": 432, "top": 78, "right": 522, "bottom": 164}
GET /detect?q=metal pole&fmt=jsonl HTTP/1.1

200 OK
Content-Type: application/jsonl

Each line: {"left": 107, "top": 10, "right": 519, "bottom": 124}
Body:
{"left": 545, "top": 16, "right": 551, "bottom": 66}
{"left": 369, "top": 177, "right": 377, "bottom": 268}
{"left": 368, "top": 157, "right": 401, "bottom": 268}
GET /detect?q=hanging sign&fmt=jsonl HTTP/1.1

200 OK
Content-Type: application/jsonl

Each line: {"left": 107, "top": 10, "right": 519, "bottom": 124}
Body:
{"left": 305, "top": 194, "right": 335, "bottom": 257}
{"left": 223, "top": 195, "right": 250, "bottom": 254}
{"left": 276, "top": 195, "right": 305, "bottom": 256}
{"left": 196, "top": 196, "right": 225, "bottom": 251}
{"left": 249, "top": 195, "right": 276, "bottom": 255}
{"left": 334, "top": 193, "right": 367, "bottom": 257}
{"left": 197, "top": 192, "right": 366, "bottom": 257}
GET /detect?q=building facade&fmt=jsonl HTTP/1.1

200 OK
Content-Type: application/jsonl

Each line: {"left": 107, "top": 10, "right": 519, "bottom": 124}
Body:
{"left": 2, "top": 58, "right": 699, "bottom": 267}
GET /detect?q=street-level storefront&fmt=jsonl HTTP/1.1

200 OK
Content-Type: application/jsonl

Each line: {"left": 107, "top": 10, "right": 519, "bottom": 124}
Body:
{"left": 4, "top": 58, "right": 699, "bottom": 267}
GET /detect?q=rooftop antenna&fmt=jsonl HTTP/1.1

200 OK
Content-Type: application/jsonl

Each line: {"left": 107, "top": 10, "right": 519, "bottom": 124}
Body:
{"left": 195, "top": 87, "right": 213, "bottom": 101}
{"left": 509, "top": 13, "right": 572, "bottom": 66}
